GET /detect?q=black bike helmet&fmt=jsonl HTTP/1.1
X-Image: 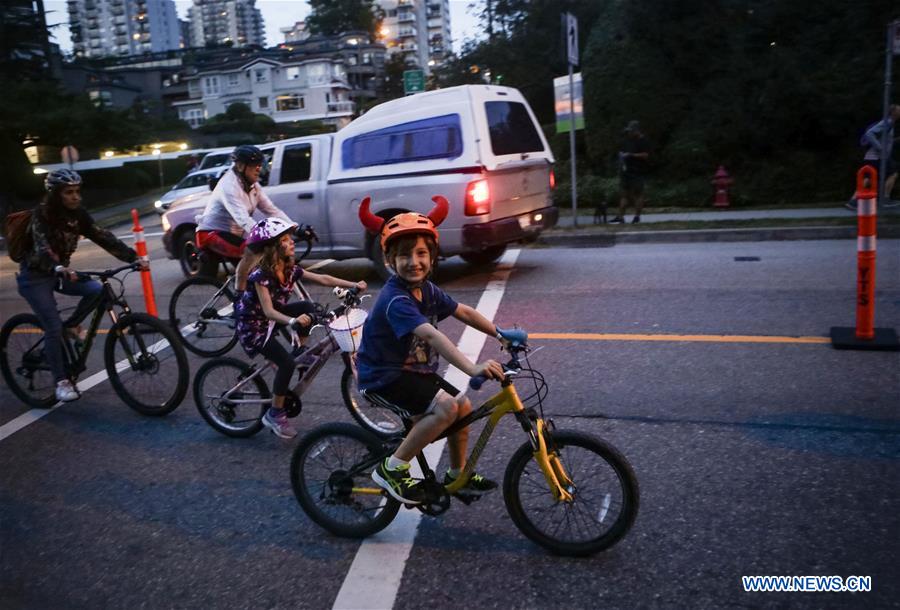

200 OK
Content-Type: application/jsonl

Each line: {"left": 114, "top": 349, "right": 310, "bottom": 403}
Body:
{"left": 232, "top": 145, "right": 264, "bottom": 165}
{"left": 44, "top": 168, "right": 82, "bottom": 192}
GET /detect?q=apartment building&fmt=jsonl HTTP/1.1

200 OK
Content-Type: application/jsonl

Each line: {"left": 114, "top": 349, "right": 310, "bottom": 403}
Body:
{"left": 68, "top": 0, "right": 181, "bottom": 59}
{"left": 174, "top": 53, "right": 355, "bottom": 129}
{"left": 187, "top": 0, "right": 264, "bottom": 48}
{"left": 376, "top": 0, "right": 450, "bottom": 73}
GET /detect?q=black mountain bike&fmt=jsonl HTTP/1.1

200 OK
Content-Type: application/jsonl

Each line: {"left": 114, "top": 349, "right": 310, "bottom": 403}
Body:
{"left": 168, "top": 225, "right": 318, "bottom": 358}
{"left": 0, "top": 263, "right": 189, "bottom": 415}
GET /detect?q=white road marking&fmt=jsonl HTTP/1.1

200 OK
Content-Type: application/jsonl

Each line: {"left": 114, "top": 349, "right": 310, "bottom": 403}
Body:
{"left": 332, "top": 249, "right": 520, "bottom": 610}
{"left": 1, "top": 259, "right": 337, "bottom": 441}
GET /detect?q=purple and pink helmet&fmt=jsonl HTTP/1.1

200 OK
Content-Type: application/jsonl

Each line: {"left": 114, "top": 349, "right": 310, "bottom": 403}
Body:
{"left": 247, "top": 218, "right": 297, "bottom": 248}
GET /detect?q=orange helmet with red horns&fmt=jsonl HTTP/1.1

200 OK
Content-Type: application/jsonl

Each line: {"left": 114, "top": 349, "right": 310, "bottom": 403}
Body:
{"left": 358, "top": 195, "right": 450, "bottom": 251}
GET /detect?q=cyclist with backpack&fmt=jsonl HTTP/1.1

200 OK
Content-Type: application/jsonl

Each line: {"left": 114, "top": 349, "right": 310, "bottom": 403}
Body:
{"left": 195, "top": 145, "right": 293, "bottom": 292}
{"left": 13, "top": 169, "right": 143, "bottom": 402}
{"left": 234, "top": 218, "right": 366, "bottom": 439}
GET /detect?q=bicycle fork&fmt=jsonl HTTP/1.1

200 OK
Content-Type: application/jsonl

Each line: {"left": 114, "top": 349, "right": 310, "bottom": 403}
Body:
{"left": 528, "top": 417, "right": 574, "bottom": 503}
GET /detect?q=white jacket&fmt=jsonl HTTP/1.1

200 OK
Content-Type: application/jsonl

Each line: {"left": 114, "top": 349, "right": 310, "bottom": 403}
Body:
{"left": 196, "top": 168, "right": 290, "bottom": 235}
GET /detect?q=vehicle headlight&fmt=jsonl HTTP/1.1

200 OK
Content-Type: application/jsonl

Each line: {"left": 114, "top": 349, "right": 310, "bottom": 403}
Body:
{"left": 161, "top": 215, "right": 171, "bottom": 233}
{"left": 154, "top": 199, "right": 163, "bottom": 209}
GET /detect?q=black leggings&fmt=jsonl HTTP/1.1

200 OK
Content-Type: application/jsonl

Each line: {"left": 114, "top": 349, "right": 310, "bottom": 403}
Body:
{"left": 258, "top": 301, "right": 317, "bottom": 396}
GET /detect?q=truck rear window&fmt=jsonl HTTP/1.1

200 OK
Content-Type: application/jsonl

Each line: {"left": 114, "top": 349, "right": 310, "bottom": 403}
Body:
{"left": 485, "top": 101, "right": 544, "bottom": 156}
{"left": 341, "top": 114, "right": 462, "bottom": 170}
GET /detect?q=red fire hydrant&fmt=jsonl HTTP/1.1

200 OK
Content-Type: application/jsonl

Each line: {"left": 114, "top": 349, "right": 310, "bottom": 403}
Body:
{"left": 712, "top": 165, "right": 733, "bottom": 208}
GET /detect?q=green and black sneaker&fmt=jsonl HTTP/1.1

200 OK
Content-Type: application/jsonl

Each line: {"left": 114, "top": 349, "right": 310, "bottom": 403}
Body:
{"left": 372, "top": 458, "right": 425, "bottom": 504}
{"left": 443, "top": 470, "right": 498, "bottom": 496}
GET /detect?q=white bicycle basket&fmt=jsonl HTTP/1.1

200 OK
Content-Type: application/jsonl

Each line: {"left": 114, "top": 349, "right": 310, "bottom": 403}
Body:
{"left": 327, "top": 307, "right": 368, "bottom": 352}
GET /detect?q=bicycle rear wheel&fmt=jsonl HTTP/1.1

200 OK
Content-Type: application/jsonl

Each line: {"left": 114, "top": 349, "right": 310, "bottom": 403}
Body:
{"left": 105, "top": 312, "right": 189, "bottom": 416}
{"left": 193, "top": 357, "right": 269, "bottom": 437}
{"left": 169, "top": 276, "right": 238, "bottom": 357}
{"left": 0, "top": 313, "right": 56, "bottom": 408}
{"left": 503, "top": 430, "right": 639, "bottom": 557}
{"left": 290, "top": 422, "right": 400, "bottom": 538}
{"left": 341, "top": 366, "right": 404, "bottom": 438}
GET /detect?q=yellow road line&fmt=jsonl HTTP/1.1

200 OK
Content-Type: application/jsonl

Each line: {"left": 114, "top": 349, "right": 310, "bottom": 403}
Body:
{"left": 530, "top": 332, "right": 831, "bottom": 344}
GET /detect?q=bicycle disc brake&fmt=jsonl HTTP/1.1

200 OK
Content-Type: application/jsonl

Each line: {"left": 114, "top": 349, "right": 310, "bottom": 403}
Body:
{"left": 416, "top": 479, "right": 451, "bottom": 516}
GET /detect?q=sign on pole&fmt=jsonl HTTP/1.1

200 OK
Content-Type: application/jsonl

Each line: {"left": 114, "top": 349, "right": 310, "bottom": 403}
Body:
{"left": 554, "top": 73, "right": 584, "bottom": 133}
{"left": 566, "top": 12, "right": 579, "bottom": 66}
{"left": 403, "top": 69, "right": 425, "bottom": 95}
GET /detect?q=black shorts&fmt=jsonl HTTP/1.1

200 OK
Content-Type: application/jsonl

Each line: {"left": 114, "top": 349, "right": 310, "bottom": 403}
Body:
{"left": 620, "top": 174, "right": 645, "bottom": 197}
{"left": 367, "top": 372, "right": 460, "bottom": 416}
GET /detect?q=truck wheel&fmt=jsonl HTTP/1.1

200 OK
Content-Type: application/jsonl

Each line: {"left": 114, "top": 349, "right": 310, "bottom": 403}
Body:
{"left": 460, "top": 245, "right": 507, "bottom": 266}
{"left": 176, "top": 229, "right": 201, "bottom": 277}
{"left": 369, "top": 238, "right": 394, "bottom": 281}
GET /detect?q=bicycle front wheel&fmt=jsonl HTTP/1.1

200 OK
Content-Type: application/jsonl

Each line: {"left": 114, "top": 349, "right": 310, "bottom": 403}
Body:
{"left": 169, "top": 276, "right": 238, "bottom": 357}
{"left": 193, "top": 357, "right": 269, "bottom": 437}
{"left": 290, "top": 422, "right": 400, "bottom": 538}
{"left": 504, "top": 430, "right": 639, "bottom": 557}
{"left": 0, "top": 313, "right": 57, "bottom": 408}
{"left": 341, "top": 366, "right": 404, "bottom": 438}
{"left": 105, "top": 312, "right": 189, "bottom": 416}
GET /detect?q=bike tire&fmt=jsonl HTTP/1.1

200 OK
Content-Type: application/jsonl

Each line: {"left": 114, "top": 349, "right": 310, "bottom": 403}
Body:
{"left": 193, "top": 357, "right": 270, "bottom": 438}
{"left": 0, "top": 313, "right": 57, "bottom": 408}
{"left": 290, "top": 422, "right": 400, "bottom": 538}
{"left": 341, "top": 365, "right": 404, "bottom": 439}
{"left": 169, "top": 275, "right": 238, "bottom": 358}
{"left": 104, "top": 312, "right": 189, "bottom": 416}
{"left": 503, "top": 430, "right": 639, "bottom": 557}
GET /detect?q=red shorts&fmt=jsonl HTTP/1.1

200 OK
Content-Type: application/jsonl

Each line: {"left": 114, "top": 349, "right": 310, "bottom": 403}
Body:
{"left": 195, "top": 230, "right": 246, "bottom": 259}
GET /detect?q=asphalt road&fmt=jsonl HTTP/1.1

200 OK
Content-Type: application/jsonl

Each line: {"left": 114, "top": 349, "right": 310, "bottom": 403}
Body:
{"left": 1, "top": 219, "right": 898, "bottom": 609}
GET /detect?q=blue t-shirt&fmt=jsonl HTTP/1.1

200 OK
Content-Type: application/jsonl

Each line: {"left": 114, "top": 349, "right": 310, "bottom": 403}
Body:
{"left": 356, "top": 276, "right": 458, "bottom": 390}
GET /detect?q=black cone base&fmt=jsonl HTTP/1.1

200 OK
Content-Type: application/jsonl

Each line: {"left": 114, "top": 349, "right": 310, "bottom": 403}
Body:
{"left": 830, "top": 326, "right": 900, "bottom": 351}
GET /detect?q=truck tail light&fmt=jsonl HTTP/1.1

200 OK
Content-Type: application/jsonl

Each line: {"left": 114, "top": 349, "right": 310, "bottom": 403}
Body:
{"left": 549, "top": 170, "right": 556, "bottom": 190}
{"left": 465, "top": 179, "right": 491, "bottom": 216}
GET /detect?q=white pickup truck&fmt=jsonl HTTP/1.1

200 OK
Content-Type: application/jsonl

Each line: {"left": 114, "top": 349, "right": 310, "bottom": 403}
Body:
{"left": 161, "top": 85, "right": 557, "bottom": 277}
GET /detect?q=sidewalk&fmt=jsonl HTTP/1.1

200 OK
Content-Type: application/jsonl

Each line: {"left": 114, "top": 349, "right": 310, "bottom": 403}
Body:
{"left": 541, "top": 205, "right": 900, "bottom": 247}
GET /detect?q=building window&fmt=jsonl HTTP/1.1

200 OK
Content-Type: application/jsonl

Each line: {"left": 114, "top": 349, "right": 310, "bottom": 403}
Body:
{"left": 276, "top": 94, "right": 305, "bottom": 111}
{"left": 255, "top": 68, "right": 268, "bottom": 83}
{"left": 361, "top": 52, "right": 372, "bottom": 65}
{"left": 181, "top": 108, "right": 206, "bottom": 128}
{"left": 258, "top": 96, "right": 268, "bottom": 109}
{"left": 227, "top": 73, "right": 240, "bottom": 87}
{"left": 88, "top": 90, "right": 112, "bottom": 108}
{"left": 202, "top": 76, "right": 220, "bottom": 96}
{"left": 285, "top": 67, "right": 302, "bottom": 80}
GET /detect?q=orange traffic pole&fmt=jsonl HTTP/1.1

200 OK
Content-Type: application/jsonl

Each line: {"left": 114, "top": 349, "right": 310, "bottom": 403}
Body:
{"left": 131, "top": 209, "right": 158, "bottom": 317}
{"left": 830, "top": 166, "right": 899, "bottom": 350}
{"left": 854, "top": 166, "right": 877, "bottom": 340}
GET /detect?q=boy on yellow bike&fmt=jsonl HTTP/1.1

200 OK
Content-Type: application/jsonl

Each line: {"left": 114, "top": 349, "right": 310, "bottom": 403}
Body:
{"left": 356, "top": 196, "right": 505, "bottom": 504}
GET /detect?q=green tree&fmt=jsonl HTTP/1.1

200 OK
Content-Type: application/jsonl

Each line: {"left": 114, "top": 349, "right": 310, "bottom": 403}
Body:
{"left": 306, "top": 0, "right": 380, "bottom": 37}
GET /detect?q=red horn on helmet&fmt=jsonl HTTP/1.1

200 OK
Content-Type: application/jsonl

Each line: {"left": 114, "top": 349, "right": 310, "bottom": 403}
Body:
{"left": 358, "top": 196, "right": 384, "bottom": 234}
{"left": 428, "top": 195, "right": 449, "bottom": 227}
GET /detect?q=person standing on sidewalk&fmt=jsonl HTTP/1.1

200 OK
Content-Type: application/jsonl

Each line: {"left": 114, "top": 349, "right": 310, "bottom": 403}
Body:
{"left": 611, "top": 120, "right": 651, "bottom": 224}
{"left": 847, "top": 104, "right": 900, "bottom": 210}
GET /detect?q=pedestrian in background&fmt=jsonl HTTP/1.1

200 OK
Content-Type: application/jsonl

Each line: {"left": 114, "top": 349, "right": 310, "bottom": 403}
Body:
{"left": 847, "top": 103, "right": 900, "bottom": 210}
{"left": 611, "top": 120, "right": 651, "bottom": 224}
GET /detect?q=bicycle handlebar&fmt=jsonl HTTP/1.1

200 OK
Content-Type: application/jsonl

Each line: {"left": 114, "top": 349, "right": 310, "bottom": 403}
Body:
{"left": 68, "top": 262, "right": 142, "bottom": 281}
{"left": 468, "top": 327, "right": 528, "bottom": 390}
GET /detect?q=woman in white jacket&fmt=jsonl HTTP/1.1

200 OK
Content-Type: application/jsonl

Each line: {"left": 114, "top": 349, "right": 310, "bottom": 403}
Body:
{"left": 195, "top": 145, "right": 293, "bottom": 292}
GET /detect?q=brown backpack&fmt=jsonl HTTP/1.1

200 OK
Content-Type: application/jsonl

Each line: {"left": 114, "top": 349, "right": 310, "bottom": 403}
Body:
{"left": 5, "top": 209, "right": 34, "bottom": 263}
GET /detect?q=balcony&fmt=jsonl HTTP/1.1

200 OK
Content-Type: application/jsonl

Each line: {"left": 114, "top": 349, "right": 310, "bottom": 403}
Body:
{"left": 398, "top": 27, "right": 417, "bottom": 38}
{"left": 327, "top": 101, "right": 354, "bottom": 114}
{"left": 400, "top": 43, "right": 418, "bottom": 52}
{"left": 398, "top": 12, "right": 416, "bottom": 23}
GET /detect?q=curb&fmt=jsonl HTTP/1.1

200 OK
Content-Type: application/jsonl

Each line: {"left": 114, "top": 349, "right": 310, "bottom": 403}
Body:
{"left": 537, "top": 225, "right": 900, "bottom": 248}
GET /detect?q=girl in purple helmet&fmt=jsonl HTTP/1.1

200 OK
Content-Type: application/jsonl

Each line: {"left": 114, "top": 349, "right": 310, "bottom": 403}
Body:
{"left": 234, "top": 218, "right": 366, "bottom": 439}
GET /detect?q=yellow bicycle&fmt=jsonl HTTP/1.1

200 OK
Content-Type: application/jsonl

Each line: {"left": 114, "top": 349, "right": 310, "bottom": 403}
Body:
{"left": 290, "top": 328, "right": 639, "bottom": 556}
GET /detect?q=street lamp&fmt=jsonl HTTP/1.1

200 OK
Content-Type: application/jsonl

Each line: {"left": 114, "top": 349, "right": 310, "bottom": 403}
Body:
{"left": 152, "top": 147, "right": 163, "bottom": 187}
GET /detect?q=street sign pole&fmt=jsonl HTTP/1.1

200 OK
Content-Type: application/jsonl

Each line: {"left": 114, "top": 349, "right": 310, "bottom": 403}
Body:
{"left": 878, "top": 20, "right": 898, "bottom": 208}
{"left": 565, "top": 12, "right": 579, "bottom": 228}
